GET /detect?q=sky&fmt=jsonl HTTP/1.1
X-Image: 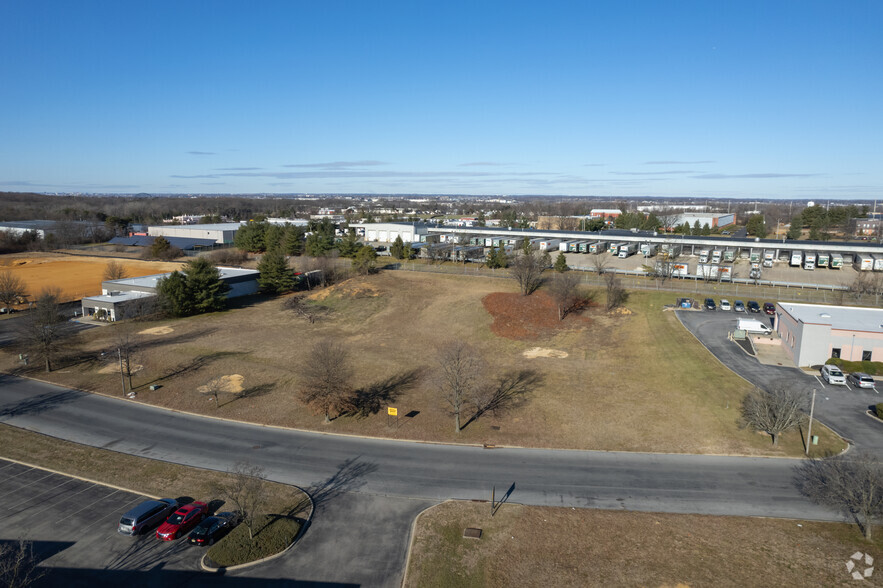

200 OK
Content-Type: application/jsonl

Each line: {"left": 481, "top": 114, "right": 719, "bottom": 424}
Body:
{"left": 1, "top": 1, "right": 880, "bottom": 199}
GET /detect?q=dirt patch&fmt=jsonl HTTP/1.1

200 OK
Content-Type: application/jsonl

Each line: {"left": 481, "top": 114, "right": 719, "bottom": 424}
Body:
{"left": 307, "top": 279, "right": 381, "bottom": 301}
{"left": 138, "top": 326, "right": 174, "bottom": 335}
{"left": 98, "top": 363, "right": 143, "bottom": 375}
{"left": 197, "top": 374, "right": 244, "bottom": 395}
{"left": 522, "top": 347, "right": 568, "bottom": 359}
{"left": 482, "top": 292, "right": 591, "bottom": 340}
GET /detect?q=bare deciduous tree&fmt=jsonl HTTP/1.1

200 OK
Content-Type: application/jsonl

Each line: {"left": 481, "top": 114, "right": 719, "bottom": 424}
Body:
{"left": 283, "top": 295, "right": 328, "bottom": 323}
{"left": 218, "top": 462, "right": 268, "bottom": 540}
{"left": 846, "top": 272, "right": 883, "bottom": 304}
{"left": 103, "top": 259, "right": 128, "bottom": 281}
{"left": 796, "top": 451, "right": 883, "bottom": 540}
{"left": 741, "top": 385, "right": 808, "bottom": 446}
{"left": 603, "top": 273, "right": 628, "bottom": 311}
{"left": 299, "top": 339, "right": 353, "bottom": 423}
{"left": 590, "top": 251, "right": 609, "bottom": 275}
{"left": 0, "top": 270, "right": 28, "bottom": 310}
{"left": 113, "top": 324, "right": 140, "bottom": 391}
{"left": 0, "top": 538, "right": 45, "bottom": 588}
{"left": 436, "top": 341, "right": 485, "bottom": 433}
{"left": 200, "top": 377, "right": 226, "bottom": 408}
{"left": 17, "top": 288, "right": 66, "bottom": 372}
{"left": 509, "top": 250, "right": 545, "bottom": 296}
{"left": 548, "top": 272, "right": 585, "bottom": 320}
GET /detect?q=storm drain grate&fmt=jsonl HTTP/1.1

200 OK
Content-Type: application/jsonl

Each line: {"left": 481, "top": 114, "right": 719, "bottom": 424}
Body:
{"left": 463, "top": 528, "right": 482, "bottom": 539}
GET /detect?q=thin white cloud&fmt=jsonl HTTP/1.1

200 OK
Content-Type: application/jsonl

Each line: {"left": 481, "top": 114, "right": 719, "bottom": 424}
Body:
{"left": 187, "top": 151, "right": 216, "bottom": 156}
{"left": 645, "top": 160, "right": 715, "bottom": 165}
{"left": 692, "top": 173, "right": 820, "bottom": 179}
{"left": 282, "top": 160, "right": 389, "bottom": 169}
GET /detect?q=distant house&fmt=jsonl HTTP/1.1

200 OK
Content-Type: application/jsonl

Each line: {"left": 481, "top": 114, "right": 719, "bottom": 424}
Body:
{"left": 80, "top": 267, "right": 259, "bottom": 321}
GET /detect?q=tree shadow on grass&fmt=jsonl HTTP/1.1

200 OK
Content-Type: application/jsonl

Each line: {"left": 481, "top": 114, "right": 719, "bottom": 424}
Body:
{"left": 220, "top": 383, "right": 275, "bottom": 407}
{"left": 137, "top": 351, "right": 245, "bottom": 389}
{"left": 344, "top": 368, "right": 425, "bottom": 419}
{"left": 461, "top": 369, "right": 543, "bottom": 431}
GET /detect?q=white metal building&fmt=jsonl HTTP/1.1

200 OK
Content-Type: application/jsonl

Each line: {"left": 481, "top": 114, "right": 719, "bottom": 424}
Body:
{"left": 81, "top": 267, "right": 259, "bottom": 321}
{"left": 350, "top": 222, "right": 434, "bottom": 243}
{"left": 775, "top": 302, "right": 883, "bottom": 367}
{"left": 674, "top": 212, "right": 736, "bottom": 228}
{"left": 147, "top": 222, "right": 245, "bottom": 245}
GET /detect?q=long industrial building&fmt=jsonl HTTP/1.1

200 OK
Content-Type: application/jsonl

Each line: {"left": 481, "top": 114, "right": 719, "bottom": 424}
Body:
{"left": 147, "top": 222, "right": 245, "bottom": 245}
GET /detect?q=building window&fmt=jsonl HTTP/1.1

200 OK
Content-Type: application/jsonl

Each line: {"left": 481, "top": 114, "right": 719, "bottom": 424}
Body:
{"left": 863, "top": 350, "right": 872, "bottom": 361}
{"left": 832, "top": 348, "right": 841, "bottom": 359}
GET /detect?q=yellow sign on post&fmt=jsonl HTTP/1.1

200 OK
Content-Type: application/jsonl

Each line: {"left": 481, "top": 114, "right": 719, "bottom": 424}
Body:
{"left": 387, "top": 407, "right": 398, "bottom": 416}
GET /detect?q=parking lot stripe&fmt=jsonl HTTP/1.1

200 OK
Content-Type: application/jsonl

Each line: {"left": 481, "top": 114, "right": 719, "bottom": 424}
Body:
{"left": 10, "top": 482, "right": 101, "bottom": 522}
{"left": 6, "top": 476, "right": 78, "bottom": 511}
{"left": 814, "top": 375, "right": 825, "bottom": 388}
{"left": 78, "top": 494, "right": 151, "bottom": 535}
{"left": 6, "top": 470, "right": 56, "bottom": 493}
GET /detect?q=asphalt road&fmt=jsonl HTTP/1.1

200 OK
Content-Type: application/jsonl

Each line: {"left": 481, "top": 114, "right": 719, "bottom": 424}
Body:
{"left": 0, "top": 374, "right": 844, "bottom": 524}
{"left": 676, "top": 309, "right": 883, "bottom": 451}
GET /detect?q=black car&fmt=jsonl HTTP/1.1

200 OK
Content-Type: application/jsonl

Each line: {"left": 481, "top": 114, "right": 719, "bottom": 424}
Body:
{"left": 704, "top": 298, "right": 716, "bottom": 310}
{"left": 747, "top": 301, "right": 761, "bottom": 313}
{"left": 187, "top": 512, "right": 240, "bottom": 546}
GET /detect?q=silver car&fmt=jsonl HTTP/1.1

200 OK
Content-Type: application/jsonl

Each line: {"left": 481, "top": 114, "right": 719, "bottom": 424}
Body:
{"left": 119, "top": 498, "right": 178, "bottom": 535}
{"left": 820, "top": 364, "right": 846, "bottom": 385}
{"left": 847, "top": 373, "right": 876, "bottom": 389}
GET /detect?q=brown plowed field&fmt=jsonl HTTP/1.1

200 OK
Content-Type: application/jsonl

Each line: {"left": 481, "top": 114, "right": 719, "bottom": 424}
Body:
{"left": 482, "top": 291, "right": 593, "bottom": 340}
{"left": 0, "top": 252, "right": 184, "bottom": 304}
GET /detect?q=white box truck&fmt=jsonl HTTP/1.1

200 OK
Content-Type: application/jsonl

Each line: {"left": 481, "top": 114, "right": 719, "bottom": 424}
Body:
{"left": 763, "top": 250, "right": 775, "bottom": 268}
{"left": 874, "top": 254, "right": 883, "bottom": 272}
{"left": 854, "top": 254, "right": 874, "bottom": 271}
{"left": 538, "top": 239, "right": 561, "bottom": 252}
{"left": 640, "top": 243, "right": 657, "bottom": 257}
{"left": 698, "top": 249, "right": 710, "bottom": 263}
{"left": 711, "top": 249, "right": 722, "bottom": 264}
{"left": 804, "top": 252, "right": 816, "bottom": 270}
{"left": 830, "top": 253, "right": 843, "bottom": 269}
{"left": 816, "top": 252, "right": 829, "bottom": 268}
{"left": 790, "top": 250, "right": 803, "bottom": 266}
{"left": 737, "top": 318, "right": 772, "bottom": 335}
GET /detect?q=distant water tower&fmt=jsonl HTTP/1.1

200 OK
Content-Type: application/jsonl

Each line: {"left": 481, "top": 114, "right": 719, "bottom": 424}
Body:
{"left": 807, "top": 201, "right": 815, "bottom": 207}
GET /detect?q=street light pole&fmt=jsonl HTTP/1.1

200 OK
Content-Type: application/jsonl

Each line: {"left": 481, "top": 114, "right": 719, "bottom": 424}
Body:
{"left": 806, "top": 389, "right": 816, "bottom": 456}
{"left": 118, "top": 347, "right": 126, "bottom": 396}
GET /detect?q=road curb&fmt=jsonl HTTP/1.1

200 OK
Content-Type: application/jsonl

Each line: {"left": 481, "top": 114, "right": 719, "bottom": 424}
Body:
{"left": 199, "top": 492, "right": 315, "bottom": 573}
{"left": 400, "top": 500, "right": 449, "bottom": 587}
{"left": 0, "top": 455, "right": 159, "bottom": 499}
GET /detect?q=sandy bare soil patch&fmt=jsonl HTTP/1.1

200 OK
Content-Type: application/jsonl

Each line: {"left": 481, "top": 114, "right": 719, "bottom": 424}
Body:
{"left": 197, "top": 374, "right": 244, "bottom": 395}
{"left": 98, "top": 362, "right": 143, "bottom": 375}
{"left": 522, "top": 347, "right": 568, "bottom": 359}
{"left": 406, "top": 501, "right": 883, "bottom": 587}
{"left": 138, "top": 326, "right": 174, "bottom": 335}
{"left": 0, "top": 252, "right": 183, "bottom": 304}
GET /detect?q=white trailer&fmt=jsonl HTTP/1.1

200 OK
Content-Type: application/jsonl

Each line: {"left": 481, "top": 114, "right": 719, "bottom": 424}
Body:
{"left": 640, "top": 243, "right": 657, "bottom": 257}
{"left": 723, "top": 249, "right": 736, "bottom": 262}
{"left": 804, "top": 252, "right": 816, "bottom": 270}
{"left": 816, "top": 252, "right": 829, "bottom": 268}
{"left": 854, "top": 254, "right": 874, "bottom": 271}
{"left": 874, "top": 254, "right": 883, "bottom": 272}
{"left": 608, "top": 241, "right": 622, "bottom": 254}
{"left": 618, "top": 243, "right": 638, "bottom": 258}
{"left": 696, "top": 264, "right": 720, "bottom": 280}
{"left": 588, "top": 241, "right": 605, "bottom": 254}
{"left": 790, "top": 250, "right": 803, "bottom": 267}
{"left": 538, "top": 239, "right": 561, "bottom": 252}
{"left": 568, "top": 241, "right": 584, "bottom": 253}
{"left": 719, "top": 265, "right": 733, "bottom": 281}
{"left": 830, "top": 253, "right": 844, "bottom": 269}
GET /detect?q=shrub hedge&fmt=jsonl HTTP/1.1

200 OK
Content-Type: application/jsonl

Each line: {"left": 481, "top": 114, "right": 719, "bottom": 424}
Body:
{"left": 205, "top": 514, "right": 301, "bottom": 568}
{"left": 876, "top": 404, "right": 883, "bottom": 419}
{"left": 825, "top": 358, "right": 883, "bottom": 376}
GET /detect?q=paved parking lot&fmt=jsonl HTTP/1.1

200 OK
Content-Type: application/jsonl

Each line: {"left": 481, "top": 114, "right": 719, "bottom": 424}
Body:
{"left": 0, "top": 459, "right": 211, "bottom": 586}
{"left": 677, "top": 309, "right": 883, "bottom": 452}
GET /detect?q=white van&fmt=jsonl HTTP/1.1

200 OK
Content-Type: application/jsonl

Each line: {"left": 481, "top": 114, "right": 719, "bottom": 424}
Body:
{"left": 736, "top": 318, "right": 772, "bottom": 335}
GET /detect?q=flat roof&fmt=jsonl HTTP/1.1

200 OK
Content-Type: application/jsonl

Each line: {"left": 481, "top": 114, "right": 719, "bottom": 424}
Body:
{"left": 104, "top": 267, "right": 259, "bottom": 290}
{"left": 778, "top": 302, "right": 883, "bottom": 334}
{"left": 83, "top": 291, "right": 154, "bottom": 304}
{"left": 148, "top": 223, "right": 245, "bottom": 231}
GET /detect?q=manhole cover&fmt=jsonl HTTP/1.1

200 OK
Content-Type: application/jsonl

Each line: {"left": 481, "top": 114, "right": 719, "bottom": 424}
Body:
{"left": 491, "top": 425, "right": 501, "bottom": 431}
{"left": 463, "top": 528, "right": 482, "bottom": 539}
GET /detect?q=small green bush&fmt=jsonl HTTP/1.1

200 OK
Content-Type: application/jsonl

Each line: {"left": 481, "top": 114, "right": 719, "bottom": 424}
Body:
{"left": 825, "top": 358, "right": 883, "bottom": 376}
{"left": 206, "top": 514, "right": 301, "bottom": 568}
{"left": 876, "top": 404, "right": 883, "bottom": 419}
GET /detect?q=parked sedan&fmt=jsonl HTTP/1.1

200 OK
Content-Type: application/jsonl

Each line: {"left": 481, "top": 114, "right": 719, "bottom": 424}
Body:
{"left": 704, "top": 298, "right": 716, "bottom": 311}
{"left": 188, "top": 512, "right": 241, "bottom": 546}
{"left": 734, "top": 300, "right": 746, "bottom": 312}
{"left": 847, "top": 373, "right": 876, "bottom": 389}
{"left": 820, "top": 364, "right": 846, "bottom": 386}
{"left": 720, "top": 299, "right": 732, "bottom": 311}
{"left": 747, "top": 301, "right": 761, "bottom": 313}
{"left": 763, "top": 302, "right": 776, "bottom": 315}
{"left": 156, "top": 502, "right": 208, "bottom": 541}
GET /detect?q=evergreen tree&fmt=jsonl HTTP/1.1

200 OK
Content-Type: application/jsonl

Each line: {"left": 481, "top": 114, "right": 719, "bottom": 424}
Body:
{"left": 336, "top": 230, "right": 361, "bottom": 257}
{"left": 487, "top": 243, "right": 508, "bottom": 269}
{"left": 553, "top": 252, "right": 569, "bottom": 272}
{"left": 282, "top": 225, "right": 305, "bottom": 255}
{"left": 681, "top": 222, "right": 691, "bottom": 234}
{"left": 233, "top": 222, "right": 267, "bottom": 252}
{"left": 257, "top": 248, "right": 295, "bottom": 294}
{"left": 390, "top": 235, "right": 406, "bottom": 259}
{"left": 787, "top": 220, "right": 802, "bottom": 240}
{"left": 746, "top": 214, "right": 768, "bottom": 238}
{"left": 352, "top": 245, "right": 378, "bottom": 275}
{"left": 693, "top": 220, "right": 701, "bottom": 235}
{"left": 157, "top": 271, "right": 192, "bottom": 317}
{"left": 476, "top": 211, "right": 486, "bottom": 227}
{"left": 702, "top": 223, "right": 711, "bottom": 235}
{"left": 157, "top": 258, "right": 230, "bottom": 317}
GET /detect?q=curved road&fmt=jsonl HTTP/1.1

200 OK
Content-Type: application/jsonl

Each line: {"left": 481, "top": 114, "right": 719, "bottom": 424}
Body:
{"left": 0, "top": 374, "right": 838, "bottom": 522}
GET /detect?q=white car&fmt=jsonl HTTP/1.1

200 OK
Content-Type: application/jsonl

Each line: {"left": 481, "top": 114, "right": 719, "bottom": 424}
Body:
{"left": 820, "top": 364, "right": 846, "bottom": 385}
{"left": 720, "top": 299, "right": 732, "bottom": 311}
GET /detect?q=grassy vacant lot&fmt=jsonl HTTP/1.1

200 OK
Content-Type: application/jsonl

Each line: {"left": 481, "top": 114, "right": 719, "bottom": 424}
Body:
{"left": 1, "top": 269, "right": 843, "bottom": 456}
{"left": 405, "top": 501, "right": 882, "bottom": 587}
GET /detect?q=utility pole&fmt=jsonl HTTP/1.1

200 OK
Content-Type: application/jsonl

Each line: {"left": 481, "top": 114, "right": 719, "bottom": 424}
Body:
{"left": 118, "top": 347, "right": 126, "bottom": 396}
{"left": 806, "top": 389, "right": 816, "bottom": 456}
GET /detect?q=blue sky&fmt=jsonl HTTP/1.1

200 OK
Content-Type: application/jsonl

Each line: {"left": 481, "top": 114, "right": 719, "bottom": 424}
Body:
{"left": 1, "top": 1, "right": 880, "bottom": 199}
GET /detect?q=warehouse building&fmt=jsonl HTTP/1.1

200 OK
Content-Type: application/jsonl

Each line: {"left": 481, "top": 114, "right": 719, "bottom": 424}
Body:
{"left": 350, "top": 222, "right": 437, "bottom": 243}
{"left": 673, "top": 212, "right": 736, "bottom": 228}
{"left": 81, "top": 267, "right": 259, "bottom": 321}
{"left": 774, "top": 302, "right": 883, "bottom": 367}
{"left": 147, "top": 222, "right": 245, "bottom": 245}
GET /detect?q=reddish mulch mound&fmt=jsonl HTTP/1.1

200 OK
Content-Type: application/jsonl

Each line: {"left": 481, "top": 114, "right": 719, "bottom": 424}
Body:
{"left": 482, "top": 292, "right": 592, "bottom": 340}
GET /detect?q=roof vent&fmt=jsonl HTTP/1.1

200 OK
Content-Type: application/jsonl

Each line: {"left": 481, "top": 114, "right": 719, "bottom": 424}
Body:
{"left": 819, "top": 313, "right": 831, "bottom": 319}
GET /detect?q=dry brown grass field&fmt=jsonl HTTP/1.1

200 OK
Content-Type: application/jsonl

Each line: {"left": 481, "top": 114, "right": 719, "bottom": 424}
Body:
{"left": 0, "top": 252, "right": 184, "bottom": 304}
{"left": 405, "top": 501, "right": 882, "bottom": 587}
{"left": 1, "top": 268, "right": 844, "bottom": 456}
